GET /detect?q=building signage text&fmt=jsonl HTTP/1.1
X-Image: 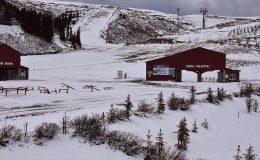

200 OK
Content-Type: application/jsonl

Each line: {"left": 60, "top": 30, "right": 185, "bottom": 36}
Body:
{"left": 0, "top": 62, "right": 14, "bottom": 66}
{"left": 186, "top": 64, "right": 211, "bottom": 69}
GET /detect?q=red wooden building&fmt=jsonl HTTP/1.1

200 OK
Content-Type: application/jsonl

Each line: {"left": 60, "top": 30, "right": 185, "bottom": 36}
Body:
{"left": 146, "top": 47, "right": 240, "bottom": 82}
{"left": 0, "top": 43, "right": 29, "bottom": 81}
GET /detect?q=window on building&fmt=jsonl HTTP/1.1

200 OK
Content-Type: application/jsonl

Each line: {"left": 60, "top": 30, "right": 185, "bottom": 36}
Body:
{"left": 225, "top": 74, "right": 229, "bottom": 79}
{"left": 229, "top": 74, "right": 236, "bottom": 80}
{"left": 153, "top": 65, "right": 169, "bottom": 75}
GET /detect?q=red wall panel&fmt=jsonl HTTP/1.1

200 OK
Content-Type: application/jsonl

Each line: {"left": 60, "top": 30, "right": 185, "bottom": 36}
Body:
{"left": 0, "top": 44, "right": 20, "bottom": 69}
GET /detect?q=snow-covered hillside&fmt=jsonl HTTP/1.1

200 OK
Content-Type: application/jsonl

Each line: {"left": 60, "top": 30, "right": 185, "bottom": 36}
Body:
{"left": 1, "top": 0, "right": 259, "bottom": 54}
{"left": 0, "top": 0, "right": 260, "bottom": 160}
{"left": 0, "top": 25, "right": 62, "bottom": 54}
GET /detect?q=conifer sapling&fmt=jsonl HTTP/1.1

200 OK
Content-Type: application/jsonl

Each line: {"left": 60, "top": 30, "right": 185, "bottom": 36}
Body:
{"left": 243, "top": 144, "right": 257, "bottom": 160}
{"left": 176, "top": 117, "right": 190, "bottom": 150}
{"left": 191, "top": 119, "right": 198, "bottom": 133}
{"left": 156, "top": 92, "right": 165, "bottom": 114}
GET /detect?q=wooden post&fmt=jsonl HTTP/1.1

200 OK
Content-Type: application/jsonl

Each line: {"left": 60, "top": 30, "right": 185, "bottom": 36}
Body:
{"left": 197, "top": 72, "right": 202, "bottom": 82}
{"left": 24, "top": 122, "right": 28, "bottom": 138}
{"left": 63, "top": 112, "right": 67, "bottom": 134}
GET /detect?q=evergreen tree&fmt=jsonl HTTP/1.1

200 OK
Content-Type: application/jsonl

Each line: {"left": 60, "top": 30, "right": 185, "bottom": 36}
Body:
{"left": 191, "top": 119, "right": 198, "bottom": 133}
{"left": 217, "top": 87, "right": 225, "bottom": 101}
{"left": 189, "top": 86, "right": 196, "bottom": 104}
{"left": 176, "top": 117, "right": 190, "bottom": 150}
{"left": 246, "top": 97, "right": 253, "bottom": 113}
{"left": 156, "top": 92, "right": 165, "bottom": 114}
{"left": 243, "top": 145, "right": 257, "bottom": 160}
{"left": 155, "top": 129, "right": 164, "bottom": 157}
{"left": 206, "top": 87, "right": 214, "bottom": 103}
{"left": 245, "top": 84, "right": 254, "bottom": 97}
{"left": 107, "top": 105, "right": 117, "bottom": 123}
{"left": 124, "top": 94, "right": 133, "bottom": 119}
{"left": 253, "top": 100, "right": 259, "bottom": 112}
{"left": 167, "top": 93, "right": 178, "bottom": 110}
{"left": 179, "top": 98, "right": 189, "bottom": 111}
{"left": 234, "top": 145, "right": 243, "bottom": 160}
{"left": 144, "top": 130, "right": 153, "bottom": 160}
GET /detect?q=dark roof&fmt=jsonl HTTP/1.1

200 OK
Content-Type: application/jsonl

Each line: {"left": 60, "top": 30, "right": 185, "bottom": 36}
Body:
{"left": 20, "top": 65, "right": 29, "bottom": 69}
{"left": 225, "top": 68, "right": 240, "bottom": 72}
{"left": 0, "top": 43, "right": 21, "bottom": 56}
{"left": 146, "top": 47, "right": 225, "bottom": 63}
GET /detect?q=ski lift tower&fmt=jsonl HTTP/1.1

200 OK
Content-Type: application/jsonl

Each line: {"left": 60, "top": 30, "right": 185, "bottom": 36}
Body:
{"left": 200, "top": 8, "right": 208, "bottom": 29}
{"left": 176, "top": 8, "right": 180, "bottom": 32}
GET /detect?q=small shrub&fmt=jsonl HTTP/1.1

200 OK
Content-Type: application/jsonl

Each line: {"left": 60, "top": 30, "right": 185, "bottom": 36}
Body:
{"left": 34, "top": 122, "right": 59, "bottom": 141}
{"left": 240, "top": 84, "right": 254, "bottom": 97}
{"left": 71, "top": 114, "right": 105, "bottom": 144}
{"left": 233, "top": 92, "right": 239, "bottom": 97}
{"left": 167, "top": 94, "right": 190, "bottom": 111}
{"left": 107, "top": 106, "right": 127, "bottom": 124}
{"left": 167, "top": 93, "right": 179, "bottom": 110}
{"left": 149, "top": 146, "right": 187, "bottom": 160}
{"left": 106, "top": 130, "right": 143, "bottom": 156}
{"left": 0, "top": 125, "right": 22, "bottom": 147}
{"left": 179, "top": 98, "right": 190, "bottom": 111}
{"left": 201, "top": 119, "right": 209, "bottom": 129}
{"left": 216, "top": 88, "right": 233, "bottom": 103}
{"left": 136, "top": 100, "right": 154, "bottom": 114}
{"left": 206, "top": 87, "right": 214, "bottom": 103}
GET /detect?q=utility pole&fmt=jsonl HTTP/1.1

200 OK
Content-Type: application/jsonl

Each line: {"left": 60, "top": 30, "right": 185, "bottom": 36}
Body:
{"left": 177, "top": 8, "right": 180, "bottom": 32}
{"left": 200, "top": 8, "right": 208, "bottom": 29}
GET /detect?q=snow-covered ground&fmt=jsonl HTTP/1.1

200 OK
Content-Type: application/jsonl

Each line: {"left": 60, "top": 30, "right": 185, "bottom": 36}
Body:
{"left": 1, "top": 46, "right": 260, "bottom": 160}
{"left": 1, "top": 0, "right": 260, "bottom": 159}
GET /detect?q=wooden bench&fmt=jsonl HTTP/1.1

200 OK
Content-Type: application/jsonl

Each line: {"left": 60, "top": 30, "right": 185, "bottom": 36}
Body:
{"left": 104, "top": 87, "right": 114, "bottom": 90}
{"left": 59, "top": 88, "right": 69, "bottom": 93}
{"left": 83, "top": 85, "right": 100, "bottom": 92}
{"left": 2, "top": 87, "right": 28, "bottom": 96}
